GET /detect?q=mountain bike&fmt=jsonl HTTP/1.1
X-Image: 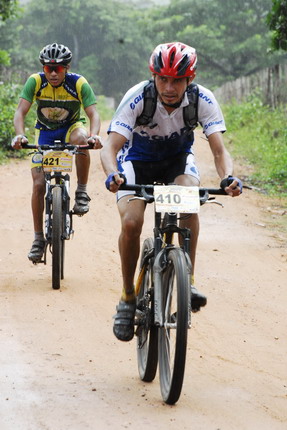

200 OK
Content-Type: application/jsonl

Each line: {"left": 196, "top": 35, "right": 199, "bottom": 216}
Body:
{"left": 120, "top": 182, "right": 226, "bottom": 404}
{"left": 23, "top": 140, "right": 93, "bottom": 290}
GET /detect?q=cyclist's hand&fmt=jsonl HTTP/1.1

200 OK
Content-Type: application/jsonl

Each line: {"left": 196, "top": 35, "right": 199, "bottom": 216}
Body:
{"left": 220, "top": 175, "right": 242, "bottom": 197}
{"left": 87, "top": 135, "right": 103, "bottom": 149}
{"left": 11, "top": 135, "right": 28, "bottom": 149}
{"left": 105, "top": 172, "right": 126, "bottom": 192}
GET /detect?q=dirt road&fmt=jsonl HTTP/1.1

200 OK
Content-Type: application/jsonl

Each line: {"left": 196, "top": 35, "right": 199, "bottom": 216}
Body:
{"left": 0, "top": 128, "right": 286, "bottom": 430}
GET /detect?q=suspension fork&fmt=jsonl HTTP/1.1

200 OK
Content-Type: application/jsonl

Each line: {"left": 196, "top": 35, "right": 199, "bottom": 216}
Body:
{"left": 44, "top": 173, "right": 52, "bottom": 241}
{"left": 62, "top": 174, "right": 72, "bottom": 238}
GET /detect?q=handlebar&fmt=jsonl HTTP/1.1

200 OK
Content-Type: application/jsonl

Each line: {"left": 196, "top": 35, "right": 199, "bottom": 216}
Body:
{"left": 119, "top": 183, "right": 227, "bottom": 204}
{"left": 21, "top": 142, "right": 95, "bottom": 151}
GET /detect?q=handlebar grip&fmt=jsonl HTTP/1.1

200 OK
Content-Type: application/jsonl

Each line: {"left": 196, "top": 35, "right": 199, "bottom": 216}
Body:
{"left": 21, "top": 143, "right": 37, "bottom": 149}
{"left": 201, "top": 188, "right": 227, "bottom": 195}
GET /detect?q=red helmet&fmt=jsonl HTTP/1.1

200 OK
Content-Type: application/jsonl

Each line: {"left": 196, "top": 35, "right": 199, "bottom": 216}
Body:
{"left": 149, "top": 42, "right": 197, "bottom": 79}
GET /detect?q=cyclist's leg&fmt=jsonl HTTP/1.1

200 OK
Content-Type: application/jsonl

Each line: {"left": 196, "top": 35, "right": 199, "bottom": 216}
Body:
{"left": 117, "top": 196, "right": 146, "bottom": 297}
{"left": 28, "top": 129, "right": 46, "bottom": 261}
{"left": 113, "top": 196, "right": 145, "bottom": 341}
{"left": 68, "top": 123, "right": 90, "bottom": 184}
{"left": 68, "top": 123, "right": 91, "bottom": 214}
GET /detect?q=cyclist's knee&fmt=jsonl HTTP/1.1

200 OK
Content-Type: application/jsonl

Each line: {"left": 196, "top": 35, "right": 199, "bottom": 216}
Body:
{"left": 33, "top": 180, "right": 45, "bottom": 196}
{"left": 122, "top": 215, "right": 142, "bottom": 238}
{"left": 70, "top": 128, "right": 87, "bottom": 145}
{"left": 32, "top": 176, "right": 45, "bottom": 196}
{"left": 175, "top": 174, "right": 199, "bottom": 186}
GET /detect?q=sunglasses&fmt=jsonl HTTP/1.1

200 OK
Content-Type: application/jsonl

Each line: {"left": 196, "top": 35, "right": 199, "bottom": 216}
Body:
{"left": 43, "top": 65, "right": 66, "bottom": 73}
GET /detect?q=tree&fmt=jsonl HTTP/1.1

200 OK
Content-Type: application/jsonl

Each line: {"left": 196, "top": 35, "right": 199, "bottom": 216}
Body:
{"left": 0, "top": 0, "right": 19, "bottom": 68}
{"left": 0, "top": 0, "right": 17, "bottom": 21}
{"left": 267, "top": 0, "right": 287, "bottom": 50}
{"left": 15, "top": 0, "right": 153, "bottom": 99}
{"left": 146, "top": 0, "right": 285, "bottom": 87}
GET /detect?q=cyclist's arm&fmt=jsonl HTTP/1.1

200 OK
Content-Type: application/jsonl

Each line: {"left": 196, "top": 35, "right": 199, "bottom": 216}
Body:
{"left": 84, "top": 104, "right": 102, "bottom": 148}
{"left": 100, "top": 131, "right": 127, "bottom": 191}
{"left": 14, "top": 98, "right": 32, "bottom": 135}
{"left": 208, "top": 131, "right": 241, "bottom": 197}
{"left": 12, "top": 98, "right": 32, "bottom": 148}
{"left": 208, "top": 131, "right": 233, "bottom": 179}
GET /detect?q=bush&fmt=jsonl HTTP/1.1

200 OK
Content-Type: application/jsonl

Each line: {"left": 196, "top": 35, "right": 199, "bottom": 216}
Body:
{"left": 223, "top": 95, "right": 287, "bottom": 195}
{"left": 0, "top": 81, "right": 36, "bottom": 163}
{"left": 0, "top": 82, "right": 21, "bottom": 149}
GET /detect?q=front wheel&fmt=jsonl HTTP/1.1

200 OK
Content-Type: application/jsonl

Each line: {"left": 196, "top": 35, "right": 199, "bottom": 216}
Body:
{"left": 136, "top": 238, "right": 158, "bottom": 382}
{"left": 158, "top": 247, "right": 189, "bottom": 404}
{"left": 52, "top": 186, "right": 64, "bottom": 290}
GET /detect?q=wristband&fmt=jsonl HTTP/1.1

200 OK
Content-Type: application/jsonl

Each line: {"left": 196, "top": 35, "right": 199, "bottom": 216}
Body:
{"left": 105, "top": 172, "right": 119, "bottom": 190}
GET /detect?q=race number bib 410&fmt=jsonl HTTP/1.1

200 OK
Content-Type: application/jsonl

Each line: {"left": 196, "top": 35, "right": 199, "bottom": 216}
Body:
{"left": 154, "top": 185, "right": 200, "bottom": 213}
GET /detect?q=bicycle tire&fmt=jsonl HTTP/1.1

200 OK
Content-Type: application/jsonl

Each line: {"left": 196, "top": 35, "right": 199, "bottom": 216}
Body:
{"left": 136, "top": 237, "right": 158, "bottom": 382}
{"left": 52, "top": 186, "right": 63, "bottom": 290}
{"left": 61, "top": 238, "right": 65, "bottom": 280}
{"left": 158, "top": 247, "right": 189, "bottom": 404}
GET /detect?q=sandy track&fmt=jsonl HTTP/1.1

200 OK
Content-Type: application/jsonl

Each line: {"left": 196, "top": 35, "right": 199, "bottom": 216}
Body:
{"left": 0, "top": 127, "right": 286, "bottom": 429}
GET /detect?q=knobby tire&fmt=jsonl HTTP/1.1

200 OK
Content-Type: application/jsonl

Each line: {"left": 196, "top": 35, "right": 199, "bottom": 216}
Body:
{"left": 61, "top": 237, "right": 65, "bottom": 280}
{"left": 158, "top": 247, "right": 189, "bottom": 404}
{"left": 136, "top": 238, "right": 158, "bottom": 382}
{"left": 52, "top": 186, "right": 63, "bottom": 290}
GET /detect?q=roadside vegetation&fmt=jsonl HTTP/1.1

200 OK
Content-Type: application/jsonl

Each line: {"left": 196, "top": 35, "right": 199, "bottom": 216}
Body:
{"left": 223, "top": 95, "right": 287, "bottom": 196}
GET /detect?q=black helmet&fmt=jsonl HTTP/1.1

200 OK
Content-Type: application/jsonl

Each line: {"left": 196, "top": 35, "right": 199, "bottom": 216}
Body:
{"left": 39, "top": 43, "right": 72, "bottom": 65}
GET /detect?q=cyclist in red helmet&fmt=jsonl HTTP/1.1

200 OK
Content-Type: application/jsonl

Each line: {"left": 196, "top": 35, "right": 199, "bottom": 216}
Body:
{"left": 101, "top": 42, "right": 242, "bottom": 342}
{"left": 149, "top": 42, "right": 197, "bottom": 80}
{"left": 12, "top": 43, "right": 102, "bottom": 263}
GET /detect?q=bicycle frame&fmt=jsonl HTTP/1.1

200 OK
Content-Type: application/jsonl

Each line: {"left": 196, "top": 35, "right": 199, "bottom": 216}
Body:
{"left": 44, "top": 170, "right": 73, "bottom": 248}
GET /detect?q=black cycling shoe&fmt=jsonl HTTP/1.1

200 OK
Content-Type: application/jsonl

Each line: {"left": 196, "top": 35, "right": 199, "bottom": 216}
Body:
{"left": 191, "top": 286, "right": 207, "bottom": 312}
{"left": 73, "top": 191, "right": 91, "bottom": 215}
{"left": 113, "top": 300, "right": 136, "bottom": 342}
{"left": 28, "top": 239, "right": 46, "bottom": 263}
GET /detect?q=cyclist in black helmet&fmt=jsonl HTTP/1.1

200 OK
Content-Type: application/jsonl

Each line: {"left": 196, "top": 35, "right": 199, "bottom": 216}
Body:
{"left": 12, "top": 42, "right": 102, "bottom": 263}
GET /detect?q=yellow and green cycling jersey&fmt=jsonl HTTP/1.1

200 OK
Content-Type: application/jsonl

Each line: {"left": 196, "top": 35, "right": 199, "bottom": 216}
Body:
{"left": 20, "top": 72, "right": 97, "bottom": 130}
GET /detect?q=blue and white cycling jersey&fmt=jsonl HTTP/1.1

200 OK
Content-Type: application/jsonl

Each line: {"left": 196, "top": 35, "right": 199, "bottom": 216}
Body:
{"left": 108, "top": 80, "right": 226, "bottom": 163}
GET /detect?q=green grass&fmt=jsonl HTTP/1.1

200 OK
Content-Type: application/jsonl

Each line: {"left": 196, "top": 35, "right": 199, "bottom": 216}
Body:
{"left": 222, "top": 95, "right": 287, "bottom": 196}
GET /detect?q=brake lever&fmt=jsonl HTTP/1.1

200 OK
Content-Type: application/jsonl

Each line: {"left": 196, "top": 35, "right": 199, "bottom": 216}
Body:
{"left": 127, "top": 196, "right": 147, "bottom": 203}
{"left": 206, "top": 199, "right": 224, "bottom": 208}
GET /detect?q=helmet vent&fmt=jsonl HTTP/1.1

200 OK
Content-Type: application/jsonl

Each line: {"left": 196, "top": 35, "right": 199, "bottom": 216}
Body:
{"left": 169, "top": 51, "right": 175, "bottom": 68}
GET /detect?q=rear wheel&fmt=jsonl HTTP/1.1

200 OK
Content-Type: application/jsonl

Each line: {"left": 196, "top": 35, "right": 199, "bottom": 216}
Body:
{"left": 158, "top": 247, "right": 189, "bottom": 404}
{"left": 52, "top": 187, "right": 63, "bottom": 290}
{"left": 136, "top": 238, "right": 158, "bottom": 382}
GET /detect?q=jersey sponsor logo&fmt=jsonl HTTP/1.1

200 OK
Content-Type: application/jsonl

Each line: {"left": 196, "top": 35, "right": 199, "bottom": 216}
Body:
{"left": 115, "top": 120, "right": 133, "bottom": 132}
{"left": 140, "top": 127, "right": 189, "bottom": 141}
{"left": 130, "top": 92, "right": 144, "bottom": 110}
{"left": 199, "top": 92, "right": 213, "bottom": 104}
{"left": 63, "top": 82, "right": 78, "bottom": 99}
{"left": 204, "top": 120, "right": 224, "bottom": 130}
